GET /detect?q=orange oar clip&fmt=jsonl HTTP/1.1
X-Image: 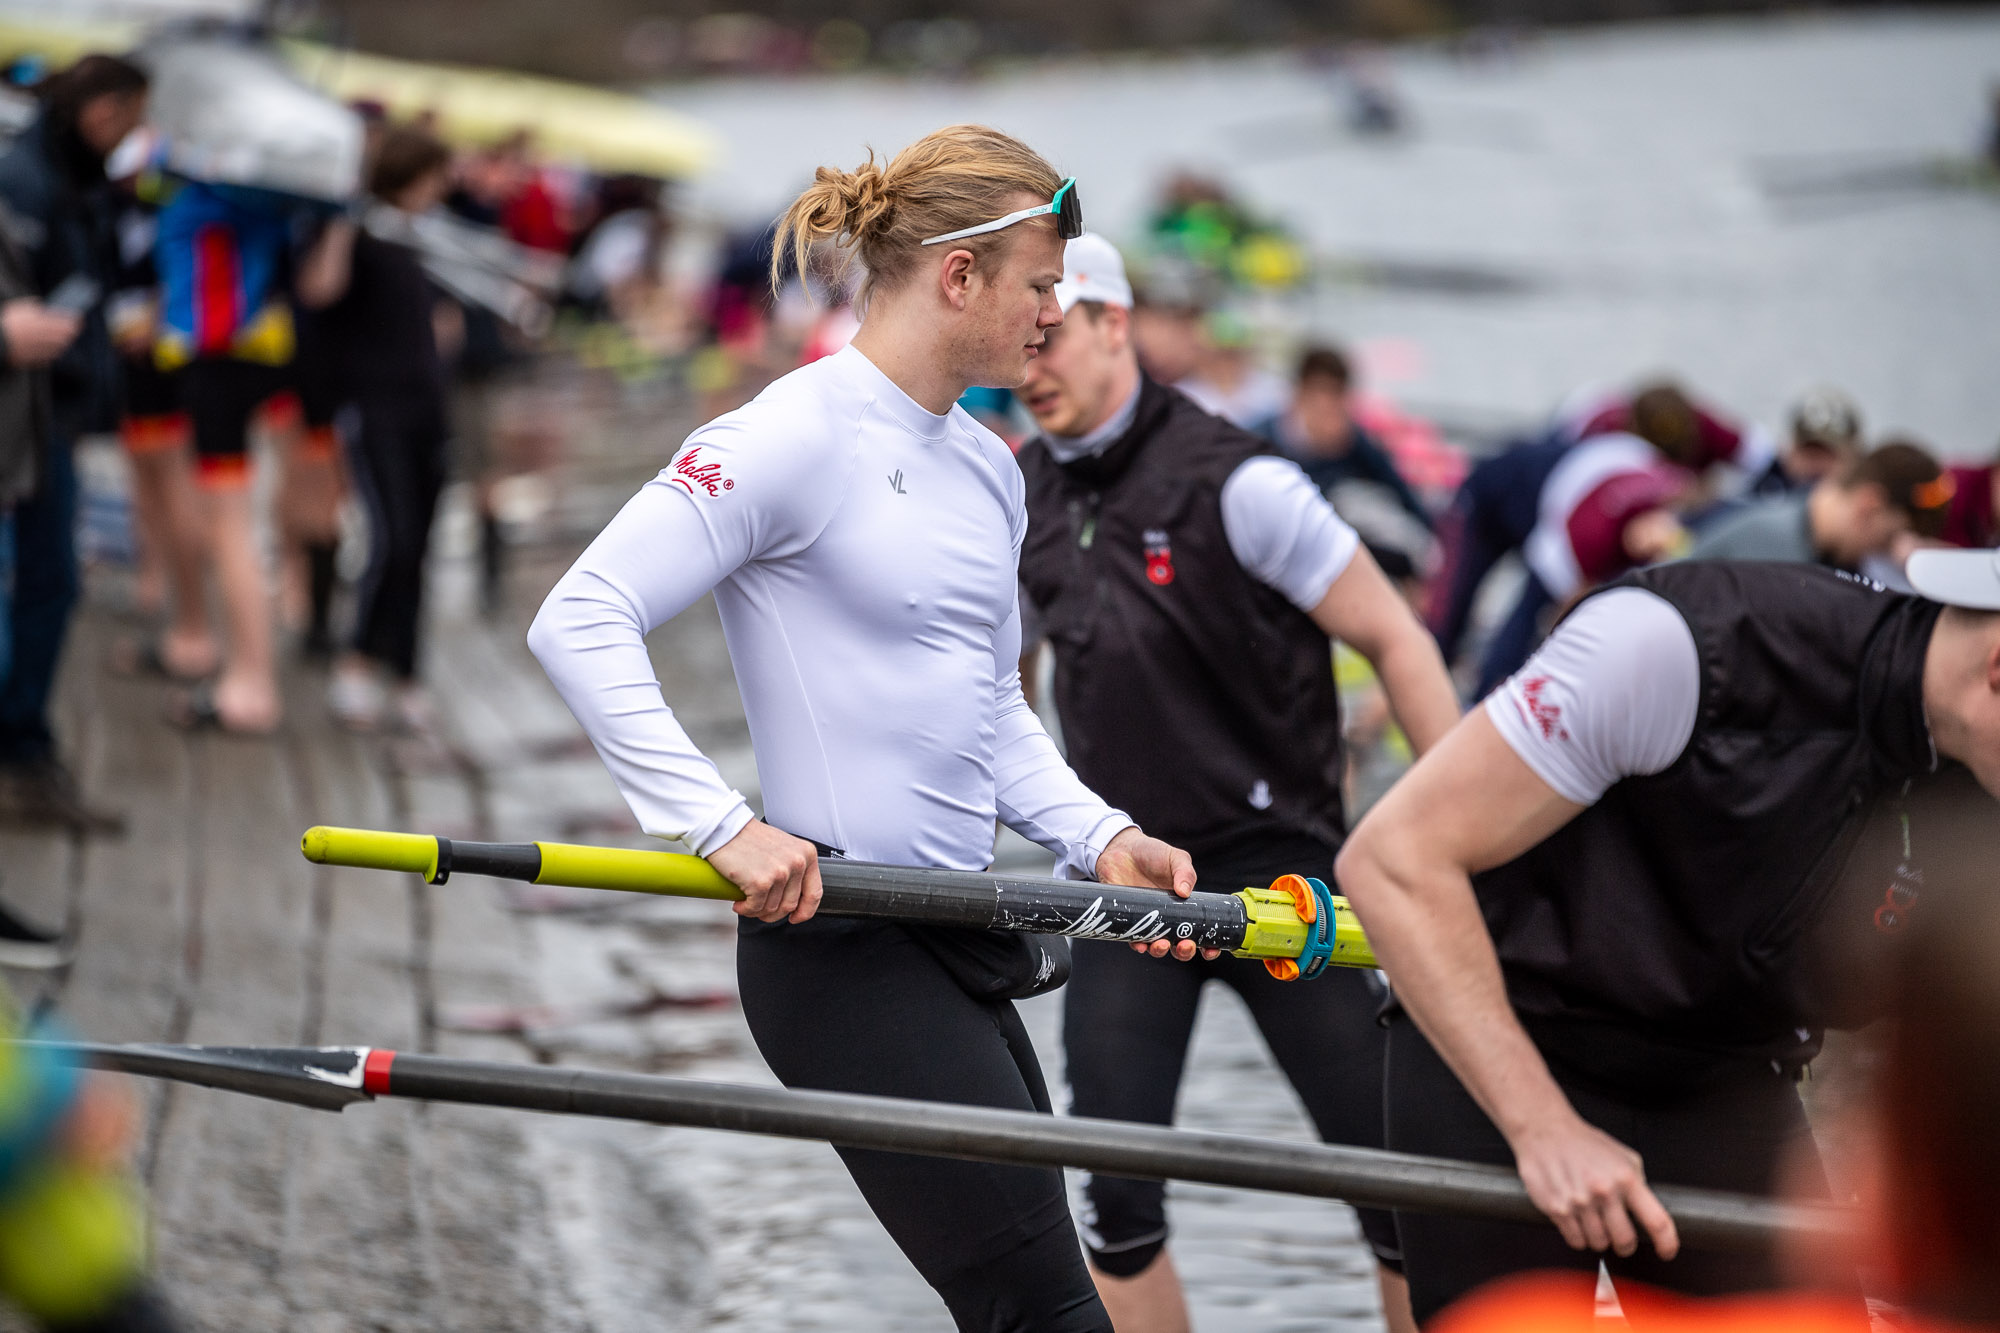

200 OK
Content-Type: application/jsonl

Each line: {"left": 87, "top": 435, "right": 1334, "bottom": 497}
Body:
{"left": 1262, "top": 873, "right": 1318, "bottom": 981}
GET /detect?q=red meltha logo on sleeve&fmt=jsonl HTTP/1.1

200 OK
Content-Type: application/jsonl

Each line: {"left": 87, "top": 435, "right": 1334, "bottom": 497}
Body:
{"left": 669, "top": 446, "right": 735, "bottom": 499}
{"left": 1516, "top": 676, "right": 1571, "bottom": 744}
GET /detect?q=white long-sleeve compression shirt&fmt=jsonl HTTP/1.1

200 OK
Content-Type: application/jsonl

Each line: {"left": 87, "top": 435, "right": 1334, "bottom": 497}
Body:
{"left": 527, "top": 343, "right": 1134, "bottom": 876}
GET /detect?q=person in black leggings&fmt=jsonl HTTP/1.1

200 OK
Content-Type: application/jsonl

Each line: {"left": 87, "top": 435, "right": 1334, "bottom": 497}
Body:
{"left": 1014, "top": 233, "right": 1460, "bottom": 1332}
{"left": 296, "top": 125, "right": 455, "bottom": 730}
{"left": 527, "top": 128, "right": 1197, "bottom": 1332}
{"left": 1063, "top": 843, "right": 1398, "bottom": 1280}
{"left": 739, "top": 914, "right": 1108, "bottom": 1332}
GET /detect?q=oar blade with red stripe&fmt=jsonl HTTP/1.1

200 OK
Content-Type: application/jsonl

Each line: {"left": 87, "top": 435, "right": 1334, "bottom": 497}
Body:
{"left": 22, "top": 1041, "right": 379, "bottom": 1111}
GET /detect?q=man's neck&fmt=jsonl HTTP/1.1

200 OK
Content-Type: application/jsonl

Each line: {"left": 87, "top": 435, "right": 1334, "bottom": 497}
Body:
{"left": 1288, "top": 413, "right": 1353, "bottom": 458}
{"left": 1046, "top": 366, "right": 1142, "bottom": 463}
{"left": 1923, "top": 611, "right": 1960, "bottom": 766}
{"left": 850, "top": 319, "right": 967, "bottom": 416}
{"left": 1805, "top": 482, "right": 1841, "bottom": 560}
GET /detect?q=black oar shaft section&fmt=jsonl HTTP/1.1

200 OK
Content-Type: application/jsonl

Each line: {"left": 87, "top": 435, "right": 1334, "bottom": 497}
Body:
{"left": 28, "top": 1041, "right": 1845, "bottom": 1252}
{"left": 301, "top": 826, "right": 1255, "bottom": 954}
{"left": 814, "top": 861, "right": 1251, "bottom": 952}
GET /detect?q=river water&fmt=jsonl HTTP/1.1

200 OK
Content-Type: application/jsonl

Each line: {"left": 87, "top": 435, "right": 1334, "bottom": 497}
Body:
{"left": 490, "top": 15, "right": 1999, "bottom": 1331}
{"left": 663, "top": 10, "right": 2000, "bottom": 455}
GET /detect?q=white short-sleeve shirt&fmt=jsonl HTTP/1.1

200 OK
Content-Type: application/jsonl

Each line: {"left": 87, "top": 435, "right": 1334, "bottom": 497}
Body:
{"left": 1484, "top": 588, "right": 1701, "bottom": 804}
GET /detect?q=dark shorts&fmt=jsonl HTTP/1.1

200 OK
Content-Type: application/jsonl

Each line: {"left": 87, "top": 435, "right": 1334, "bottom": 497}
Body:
{"left": 737, "top": 914, "right": 1111, "bottom": 1333}
{"left": 121, "top": 355, "right": 183, "bottom": 422}
{"left": 181, "top": 358, "right": 293, "bottom": 484}
{"left": 1062, "top": 840, "right": 1402, "bottom": 1276}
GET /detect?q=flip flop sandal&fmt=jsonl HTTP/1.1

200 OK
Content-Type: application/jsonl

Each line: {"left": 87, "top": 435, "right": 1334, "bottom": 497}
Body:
{"left": 163, "top": 683, "right": 278, "bottom": 738}
{"left": 109, "top": 636, "right": 214, "bottom": 683}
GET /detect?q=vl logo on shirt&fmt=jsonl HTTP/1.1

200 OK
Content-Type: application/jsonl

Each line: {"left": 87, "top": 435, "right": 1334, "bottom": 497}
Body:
{"left": 1142, "top": 528, "right": 1175, "bottom": 586}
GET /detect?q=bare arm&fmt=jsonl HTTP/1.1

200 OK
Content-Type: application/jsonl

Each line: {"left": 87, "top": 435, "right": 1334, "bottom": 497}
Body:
{"left": 1308, "top": 547, "right": 1460, "bottom": 756}
{"left": 294, "top": 217, "right": 358, "bottom": 310}
{"left": 1334, "top": 710, "right": 1680, "bottom": 1259}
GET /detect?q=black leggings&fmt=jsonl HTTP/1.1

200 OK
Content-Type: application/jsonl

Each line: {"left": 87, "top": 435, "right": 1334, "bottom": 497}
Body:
{"left": 737, "top": 914, "right": 1111, "bottom": 1333}
{"left": 1062, "top": 851, "right": 1399, "bottom": 1276}
{"left": 1385, "top": 1012, "right": 1852, "bottom": 1326}
{"left": 346, "top": 389, "right": 448, "bottom": 680}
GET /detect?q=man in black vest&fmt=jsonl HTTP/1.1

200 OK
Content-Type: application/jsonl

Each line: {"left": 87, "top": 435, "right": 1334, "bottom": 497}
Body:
{"left": 1337, "top": 552, "right": 2000, "bottom": 1321}
{"left": 1016, "top": 234, "right": 1460, "bottom": 1333}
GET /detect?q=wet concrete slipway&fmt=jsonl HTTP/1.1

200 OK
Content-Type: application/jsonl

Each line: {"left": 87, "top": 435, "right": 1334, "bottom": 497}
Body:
{"left": 4, "top": 11, "right": 1994, "bottom": 1331}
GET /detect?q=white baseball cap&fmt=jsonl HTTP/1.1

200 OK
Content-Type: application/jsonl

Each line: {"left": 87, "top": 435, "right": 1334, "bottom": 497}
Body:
{"left": 1054, "top": 232, "right": 1132, "bottom": 312}
{"left": 1908, "top": 548, "right": 2000, "bottom": 611}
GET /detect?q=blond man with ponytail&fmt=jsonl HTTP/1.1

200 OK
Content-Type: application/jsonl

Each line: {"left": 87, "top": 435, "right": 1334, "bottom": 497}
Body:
{"left": 530, "top": 126, "right": 1191, "bottom": 1331}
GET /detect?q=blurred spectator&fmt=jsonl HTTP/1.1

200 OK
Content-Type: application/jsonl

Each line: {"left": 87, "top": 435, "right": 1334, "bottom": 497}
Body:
{"left": 102, "top": 168, "right": 205, "bottom": 671}
{"left": 1771, "top": 388, "right": 1865, "bottom": 492}
{"left": 0, "top": 124, "right": 83, "bottom": 955}
{"left": 0, "top": 998, "right": 179, "bottom": 1331}
{"left": 1524, "top": 431, "right": 1694, "bottom": 602}
{"left": 1177, "top": 309, "right": 1288, "bottom": 431}
{"left": 1426, "top": 380, "right": 1765, "bottom": 686}
{"left": 1127, "top": 291, "right": 1205, "bottom": 386}
{"left": 151, "top": 176, "right": 313, "bottom": 735}
{"left": 1688, "top": 440, "right": 1948, "bottom": 570}
{"left": 1147, "top": 173, "right": 1257, "bottom": 276}
{"left": 1143, "top": 172, "right": 1307, "bottom": 290}
{"left": 1557, "top": 378, "right": 1777, "bottom": 492}
{"left": 1939, "top": 448, "right": 1999, "bottom": 549}
{"left": 275, "top": 312, "right": 348, "bottom": 664}
{"left": 0, "top": 54, "right": 144, "bottom": 833}
{"left": 496, "top": 134, "right": 571, "bottom": 255}
{"left": 298, "top": 126, "right": 456, "bottom": 733}
{"left": 1476, "top": 417, "right": 1703, "bottom": 697}
{"left": 1268, "top": 344, "right": 1432, "bottom": 530}
{"left": 568, "top": 174, "right": 668, "bottom": 316}
{"left": 1339, "top": 46, "right": 1405, "bottom": 135}
{"left": 446, "top": 146, "right": 532, "bottom": 614}
{"left": 707, "top": 218, "right": 779, "bottom": 359}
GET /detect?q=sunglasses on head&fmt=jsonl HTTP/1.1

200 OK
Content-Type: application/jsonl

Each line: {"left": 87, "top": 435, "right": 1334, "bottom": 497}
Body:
{"left": 921, "top": 178, "right": 1081, "bottom": 247}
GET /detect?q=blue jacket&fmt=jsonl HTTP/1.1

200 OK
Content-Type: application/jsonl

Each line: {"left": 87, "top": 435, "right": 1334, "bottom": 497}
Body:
{"left": 1269, "top": 419, "right": 1433, "bottom": 531}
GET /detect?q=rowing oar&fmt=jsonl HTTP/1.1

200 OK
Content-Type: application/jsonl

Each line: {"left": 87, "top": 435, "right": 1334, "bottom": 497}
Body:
{"left": 300, "top": 825, "right": 1372, "bottom": 978}
{"left": 23, "top": 1040, "right": 1849, "bottom": 1252}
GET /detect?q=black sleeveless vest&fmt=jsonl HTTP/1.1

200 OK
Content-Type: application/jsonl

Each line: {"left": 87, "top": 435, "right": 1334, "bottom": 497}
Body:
{"left": 1017, "top": 378, "right": 1345, "bottom": 863}
{"left": 1477, "top": 561, "right": 1995, "bottom": 1054}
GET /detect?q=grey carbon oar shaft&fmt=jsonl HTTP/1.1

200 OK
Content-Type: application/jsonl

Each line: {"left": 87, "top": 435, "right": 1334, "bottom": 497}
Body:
{"left": 30, "top": 1041, "right": 1849, "bottom": 1253}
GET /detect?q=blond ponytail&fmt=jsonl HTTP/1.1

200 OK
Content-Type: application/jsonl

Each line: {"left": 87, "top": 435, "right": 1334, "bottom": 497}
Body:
{"left": 771, "top": 124, "right": 1064, "bottom": 309}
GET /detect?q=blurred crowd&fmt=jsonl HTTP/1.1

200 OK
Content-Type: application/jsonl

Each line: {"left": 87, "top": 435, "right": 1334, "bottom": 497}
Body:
{"left": 0, "top": 34, "right": 1995, "bottom": 1333}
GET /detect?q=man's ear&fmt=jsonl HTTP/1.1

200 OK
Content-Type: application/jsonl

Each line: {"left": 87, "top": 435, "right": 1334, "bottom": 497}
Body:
{"left": 937, "top": 247, "right": 977, "bottom": 312}
{"left": 1102, "top": 305, "right": 1132, "bottom": 354}
{"left": 1984, "top": 628, "right": 2000, "bottom": 698}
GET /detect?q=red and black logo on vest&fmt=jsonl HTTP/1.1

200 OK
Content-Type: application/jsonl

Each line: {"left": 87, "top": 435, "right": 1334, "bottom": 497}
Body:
{"left": 1142, "top": 528, "right": 1175, "bottom": 587}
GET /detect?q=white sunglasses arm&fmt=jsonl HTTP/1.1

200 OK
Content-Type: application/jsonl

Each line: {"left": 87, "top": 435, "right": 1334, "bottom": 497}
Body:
{"left": 920, "top": 203, "right": 1053, "bottom": 246}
